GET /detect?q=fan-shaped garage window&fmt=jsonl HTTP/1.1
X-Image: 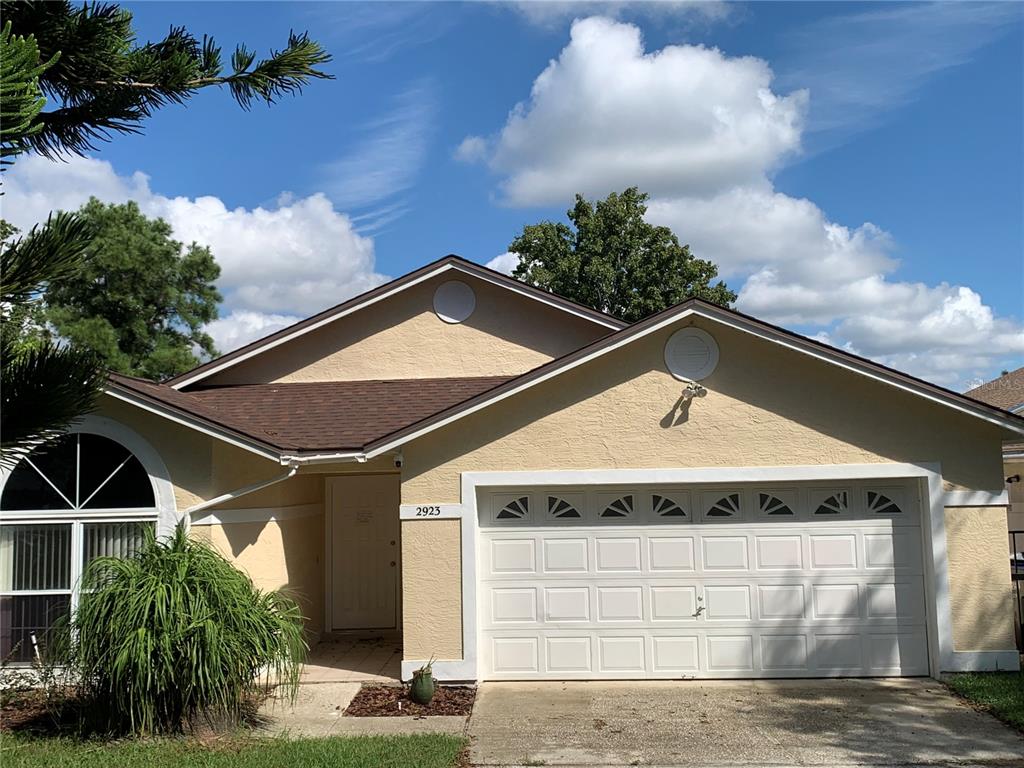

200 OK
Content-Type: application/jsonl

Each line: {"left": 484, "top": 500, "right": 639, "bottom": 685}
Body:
{"left": 548, "top": 496, "right": 581, "bottom": 519}
{"left": 815, "top": 491, "right": 849, "bottom": 516}
{"left": 706, "top": 493, "right": 741, "bottom": 518}
{"left": 1, "top": 433, "right": 157, "bottom": 663}
{"left": 653, "top": 494, "right": 687, "bottom": 518}
{"left": 759, "top": 493, "right": 794, "bottom": 516}
{"left": 496, "top": 496, "right": 529, "bottom": 520}
{"left": 600, "top": 495, "right": 634, "bottom": 518}
{"left": 866, "top": 491, "right": 902, "bottom": 516}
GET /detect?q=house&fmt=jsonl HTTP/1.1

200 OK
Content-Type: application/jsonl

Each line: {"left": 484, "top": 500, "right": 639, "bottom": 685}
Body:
{"left": 967, "top": 367, "right": 1024, "bottom": 534}
{"left": 2, "top": 255, "right": 1022, "bottom": 680}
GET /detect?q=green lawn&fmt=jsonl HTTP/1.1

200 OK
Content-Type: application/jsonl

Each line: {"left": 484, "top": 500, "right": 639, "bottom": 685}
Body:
{"left": 0, "top": 733, "right": 467, "bottom": 768}
{"left": 944, "top": 671, "right": 1024, "bottom": 732}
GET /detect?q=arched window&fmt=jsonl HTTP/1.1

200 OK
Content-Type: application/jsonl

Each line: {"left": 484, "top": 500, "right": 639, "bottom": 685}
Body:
{"left": 0, "top": 433, "right": 158, "bottom": 663}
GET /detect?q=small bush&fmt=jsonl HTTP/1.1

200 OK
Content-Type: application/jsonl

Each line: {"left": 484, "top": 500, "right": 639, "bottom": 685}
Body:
{"left": 54, "top": 526, "right": 307, "bottom": 734}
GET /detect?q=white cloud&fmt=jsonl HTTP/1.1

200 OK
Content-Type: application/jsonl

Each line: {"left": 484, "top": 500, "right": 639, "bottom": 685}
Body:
{"left": 777, "top": 2, "right": 1020, "bottom": 140}
{"left": 205, "top": 310, "right": 300, "bottom": 354}
{"left": 3, "top": 154, "right": 388, "bottom": 352}
{"left": 454, "top": 136, "right": 488, "bottom": 164}
{"left": 485, "top": 251, "right": 520, "bottom": 275}
{"left": 463, "top": 16, "right": 1024, "bottom": 388}
{"left": 509, "top": 1, "right": 732, "bottom": 29}
{"left": 464, "top": 17, "right": 806, "bottom": 206}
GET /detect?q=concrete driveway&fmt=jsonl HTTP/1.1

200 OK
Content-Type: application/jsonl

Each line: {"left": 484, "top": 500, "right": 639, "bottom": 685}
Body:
{"left": 468, "top": 679, "right": 1024, "bottom": 766}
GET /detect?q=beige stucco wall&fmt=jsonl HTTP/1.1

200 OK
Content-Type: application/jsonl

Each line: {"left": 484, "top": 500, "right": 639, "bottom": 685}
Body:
{"left": 945, "top": 506, "right": 1016, "bottom": 651}
{"left": 401, "top": 518, "right": 462, "bottom": 660}
{"left": 195, "top": 513, "right": 326, "bottom": 637}
{"left": 401, "top": 317, "right": 1008, "bottom": 504}
{"left": 200, "top": 273, "right": 610, "bottom": 385}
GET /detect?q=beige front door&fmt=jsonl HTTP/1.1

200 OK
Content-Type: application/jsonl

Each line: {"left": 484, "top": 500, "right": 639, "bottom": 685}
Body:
{"left": 328, "top": 474, "right": 400, "bottom": 630}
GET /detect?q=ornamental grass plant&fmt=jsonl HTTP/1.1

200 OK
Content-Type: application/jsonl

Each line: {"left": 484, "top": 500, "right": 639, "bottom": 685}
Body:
{"left": 54, "top": 526, "right": 307, "bottom": 735}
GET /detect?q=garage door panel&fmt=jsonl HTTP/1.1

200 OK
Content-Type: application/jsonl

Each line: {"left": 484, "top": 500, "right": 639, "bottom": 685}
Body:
{"left": 652, "top": 636, "right": 700, "bottom": 672}
{"left": 755, "top": 535, "right": 803, "bottom": 569}
{"left": 544, "top": 586, "right": 591, "bottom": 622}
{"left": 480, "top": 483, "right": 928, "bottom": 679}
{"left": 704, "top": 585, "right": 751, "bottom": 621}
{"left": 651, "top": 586, "right": 698, "bottom": 621}
{"left": 702, "top": 536, "right": 749, "bottom": 570}
{"left": 595, "top": 537, "right": 642, "bottom": 572}
{"left": 649, "top": 536, "right": 695, "bottom": 571}
{"left": 598, "top": 636, "right": 646, "bottom": 672}
{"left": 543, "top": 538, "right": 589, "bottom": 573}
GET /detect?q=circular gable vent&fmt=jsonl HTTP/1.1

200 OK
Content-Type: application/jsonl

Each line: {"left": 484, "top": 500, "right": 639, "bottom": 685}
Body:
{"left": 433, "top": 280, "right": 476, "bottom": 324}
{"left": 664, "top": 327, "right": 719, "bottom": 381}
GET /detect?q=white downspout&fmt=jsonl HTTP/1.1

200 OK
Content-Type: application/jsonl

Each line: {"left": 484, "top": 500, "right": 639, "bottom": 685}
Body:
{"left": 184, "top": 463, "right": 299, "bottom": 517}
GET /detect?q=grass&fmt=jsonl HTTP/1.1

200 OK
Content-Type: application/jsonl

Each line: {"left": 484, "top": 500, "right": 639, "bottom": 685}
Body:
{"left": 943, "top": 671, "right": 1024, "bottom": 732}
{"left": 0, "top": 733, "right": 468, "bottom": 768}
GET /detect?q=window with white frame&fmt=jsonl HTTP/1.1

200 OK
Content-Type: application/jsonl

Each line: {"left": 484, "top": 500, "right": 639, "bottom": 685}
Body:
{"left": 0, "top": 433, "right": 157, "bottom": 663}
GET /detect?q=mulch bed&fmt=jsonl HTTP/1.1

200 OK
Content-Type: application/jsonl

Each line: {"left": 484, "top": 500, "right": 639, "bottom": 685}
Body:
{"left": 344, "top": 683, "right": 476, "bottom": 717}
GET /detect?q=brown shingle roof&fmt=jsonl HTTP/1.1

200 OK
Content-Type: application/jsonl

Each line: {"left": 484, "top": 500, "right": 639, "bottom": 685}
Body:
{"left": 966, "top": 367, "right": 1024, "bottom": 412}
{"left": 108, "top": 374, "right": 514, "bottom": 453}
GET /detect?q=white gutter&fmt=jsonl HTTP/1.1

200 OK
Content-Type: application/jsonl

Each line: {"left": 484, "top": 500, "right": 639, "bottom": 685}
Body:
{"left": 185, "top": 464, "right": 299, "bottom": 516}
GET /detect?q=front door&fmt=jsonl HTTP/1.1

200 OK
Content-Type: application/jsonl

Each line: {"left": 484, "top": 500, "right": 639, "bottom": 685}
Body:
{"left": 329, "top": 474, "right": 399, "bottom": 630}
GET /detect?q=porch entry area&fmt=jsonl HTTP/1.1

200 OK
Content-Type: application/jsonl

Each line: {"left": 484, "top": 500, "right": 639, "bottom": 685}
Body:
{"left": 325, "top": 473, "right": 401, "bottom": 632}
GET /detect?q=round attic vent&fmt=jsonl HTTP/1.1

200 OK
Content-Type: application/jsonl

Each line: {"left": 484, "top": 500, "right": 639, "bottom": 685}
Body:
{"left": 433, "top": 280, "right": 476, "bottom": 324}
{"left": 664, "top": 327, "right": 719, "bottom": 381}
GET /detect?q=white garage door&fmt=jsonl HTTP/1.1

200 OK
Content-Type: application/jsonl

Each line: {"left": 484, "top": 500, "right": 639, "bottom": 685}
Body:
{"left": 479, "top": 483, "right": 929, "bottom": 679}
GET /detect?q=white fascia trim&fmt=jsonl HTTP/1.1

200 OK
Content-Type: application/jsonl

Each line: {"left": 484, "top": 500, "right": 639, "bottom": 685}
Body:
{"left": 106, "top": 387, "right": 282, "bottom": 462}
{"left": 280, "top": 452, "right": 367, "bottom": 465}
{"left": 1004, "top": 450, "right": 1024, "bottom": 460}
{"left": 365, "top": 307, "right": 1024, "bottom": 458}
{"left": 191, "top": 501, "right": 321, "bottom": 526}
{"left": 170, "top": 262, "right": 622, "bottom": 390}
{"left": 942, "top": 489, "right": 1009, "bottom": 507}
{"left": 943, "top": 651, "right": 1021, "bottom": 672}
{"left": 456, "top": 263, "right": 624, "bottom": 331}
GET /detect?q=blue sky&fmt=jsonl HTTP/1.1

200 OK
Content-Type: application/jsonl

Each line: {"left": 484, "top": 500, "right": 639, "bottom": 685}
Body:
{"left": 5, "top": 1, "right": 1022, "bottom": 388}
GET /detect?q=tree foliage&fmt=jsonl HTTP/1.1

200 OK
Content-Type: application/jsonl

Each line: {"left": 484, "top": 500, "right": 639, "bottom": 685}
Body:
{"left": 0, "top": 1, "right": 332, "bottom": 461}
{"left": 52, "top": 526, "right": 307, "bottom": 735}
{"left": 43, "top": 199, "right": 222, "bottom": 380}
{"left": 2, "top": 1, "right": 333, "bottom": 158}
{"left": 509, "top": 187, "right": 736, "bottom": 322}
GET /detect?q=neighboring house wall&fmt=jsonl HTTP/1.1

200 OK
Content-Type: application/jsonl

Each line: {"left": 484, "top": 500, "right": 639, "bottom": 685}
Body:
{"left": 945, "top": 506, "right": 1016, "bottom": 651}
{"left": 198, "top": 274, "right": 611, "bottom": 386}
{"left": 399, "top": 317, "right": 1013, "bottom": 663}
{"left": 1007, "top": 459, "right": 1024, "bottom": 534}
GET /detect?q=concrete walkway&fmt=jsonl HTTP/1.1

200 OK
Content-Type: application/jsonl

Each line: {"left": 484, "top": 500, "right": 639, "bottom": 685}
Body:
{"left": 257, "top": 682, "right": 467, "bottom": 738}
{"left": 468, "top": 679, "right": 1024, "bottom": 766}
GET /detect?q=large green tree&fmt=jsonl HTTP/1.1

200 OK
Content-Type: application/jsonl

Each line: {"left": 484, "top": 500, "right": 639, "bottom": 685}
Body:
{"left": 1, "top": 2, "right": 332, "bottom": 460}
{"left": 509, "top": 187, "right": 736, "bottom": 322}
{"left": 44, "top": 199, "right": 222, "bottom": 380}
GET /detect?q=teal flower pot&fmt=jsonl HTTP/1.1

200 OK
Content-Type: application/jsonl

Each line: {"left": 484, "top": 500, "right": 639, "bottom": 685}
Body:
{"left": 409, "top": 671, "right": 436, "bottom": 705}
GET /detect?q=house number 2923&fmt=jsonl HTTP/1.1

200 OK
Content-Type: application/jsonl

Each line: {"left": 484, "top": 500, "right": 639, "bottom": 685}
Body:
{"left": 415, "top": 506, "right": 442, "bottom": 516}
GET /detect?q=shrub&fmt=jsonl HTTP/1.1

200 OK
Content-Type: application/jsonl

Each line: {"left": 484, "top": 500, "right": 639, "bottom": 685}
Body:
{"left": 55, "top": 526, "right": 307, "bottom": 734}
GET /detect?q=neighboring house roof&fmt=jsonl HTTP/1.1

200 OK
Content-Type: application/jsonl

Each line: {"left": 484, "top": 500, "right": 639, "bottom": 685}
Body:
{"left": 108, "top": 296, "right": 1024, "bottom": 464}
{"left": 108, "top": 374, "right": 514, "bottom": 455}
{"left": 967, "top": 366, "right": 1024, "bottom": 413}
{"left": 967, "top": 366, "right": 1024, "bottom": 457}
{"left": 166, "top": 255, "right": 627, "bottom": 390}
